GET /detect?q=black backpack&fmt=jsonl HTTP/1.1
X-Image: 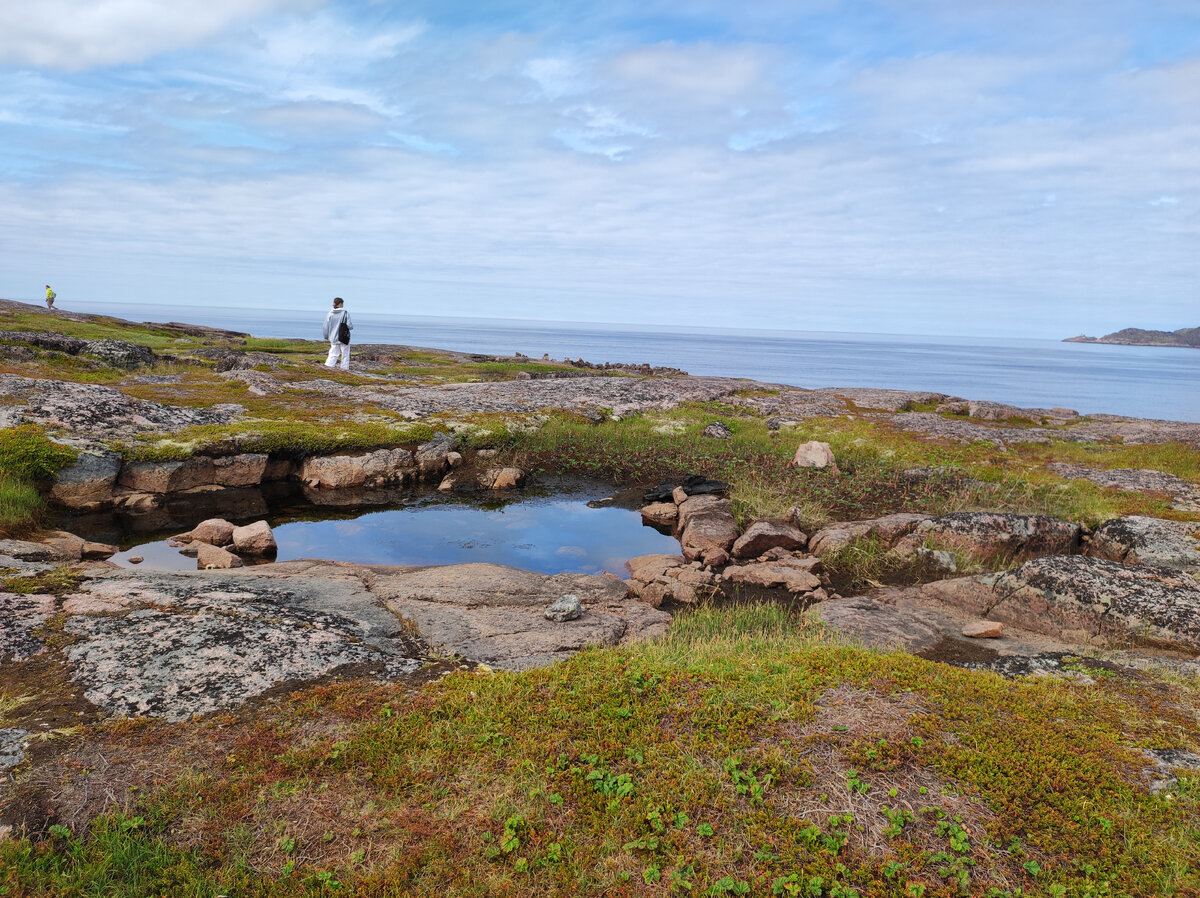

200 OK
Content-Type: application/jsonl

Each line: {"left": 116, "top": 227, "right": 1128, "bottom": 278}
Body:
{"left": 336, "top": 313, "right": 351, "bottom": 344}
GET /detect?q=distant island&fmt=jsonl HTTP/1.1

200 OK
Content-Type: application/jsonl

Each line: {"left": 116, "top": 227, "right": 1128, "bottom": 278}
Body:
{"left": 1064, "top": 326, "right": 1200, "bottom": 348}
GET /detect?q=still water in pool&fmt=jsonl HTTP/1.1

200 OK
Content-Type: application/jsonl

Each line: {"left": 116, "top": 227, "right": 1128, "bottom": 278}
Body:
{"left": 111, "top": 492, "right": 681, "bottom": 576}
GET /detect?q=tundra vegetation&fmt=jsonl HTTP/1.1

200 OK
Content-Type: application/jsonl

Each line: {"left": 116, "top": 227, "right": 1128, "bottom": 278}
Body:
{"left": 0, "top": 304, "right": 1197, "bottom": 895}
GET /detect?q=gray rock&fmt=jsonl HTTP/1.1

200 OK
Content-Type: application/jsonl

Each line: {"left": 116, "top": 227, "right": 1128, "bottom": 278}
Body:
{"left": 0, "top": 592, "right": 57, "bottom": 662}
{"left": 371, "top": 563, "right": 670, "bottom": 670}
{"left": 59, "top": 569, "right": 415, "bottom": 720}
{"left": 0, "top": 728, "right": 30, "bottom": 773}
{"left": 1089, "top": 516, "right": 1200, "bottom": 572}
{"left": 894, "top": 512, "right": 1082, "bottom": 559}
{"left": 0, "top": 375, "right": 241, "bottom": 439}
{"left": 814, "top": 596, "right": 948, "bottom": 652}
{"left": 415, "top": 432, "right": 457, "bottom": 476}
{"left": 792, "top": 440, "right": 837, "bottom": 469}
{"left": 50, "top": 449, "right": 122, "bottom": 510}
{"left": 703, "top": 421, "right": 732, "bottom": 439}
{"left": 84, "top": 339, "right": 157, "bottom": 369}
{"left": 808, "top": 513, "right": 931, "bottom": 555}
{"left": 1050, "top": 464, "right": 1200, "bottom": 511}
{"left": 1140, "top": 748, "right": 1200, "bottom": 794}
{"left": 545, "top": 594, "right": 583, "bottom": 622}
{"left": 0, "top": 330, "right": 88, "bottom": 354}
{"left": 924, "top": 556, "right": 1200, "bottom": 650}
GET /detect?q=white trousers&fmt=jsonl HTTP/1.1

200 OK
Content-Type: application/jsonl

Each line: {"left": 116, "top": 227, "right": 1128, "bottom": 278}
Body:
{"left": 325, "top": 341, "right": 350, "bottom": 370}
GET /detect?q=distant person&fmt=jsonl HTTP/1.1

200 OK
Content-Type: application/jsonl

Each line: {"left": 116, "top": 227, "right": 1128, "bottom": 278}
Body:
{"left": 322, "top": 296, "right": 353, "bottom": 370}
{"left": 44, "top": 285, "right": 56, "bottom": 310}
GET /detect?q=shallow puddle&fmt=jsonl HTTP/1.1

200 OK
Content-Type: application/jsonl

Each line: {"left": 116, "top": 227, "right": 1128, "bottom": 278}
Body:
{"left": 99, "top": 486, "right": 680, "bottom": 577}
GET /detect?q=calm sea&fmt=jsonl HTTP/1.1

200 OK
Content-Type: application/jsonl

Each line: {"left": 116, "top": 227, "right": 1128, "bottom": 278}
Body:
{"left": 69, "top": 301, "right": 1198, "bottom": 423}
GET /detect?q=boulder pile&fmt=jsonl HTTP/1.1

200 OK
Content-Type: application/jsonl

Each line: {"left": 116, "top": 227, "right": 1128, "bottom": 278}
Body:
{"left": 170, "top": 518, "right": 278, "bottom": 569}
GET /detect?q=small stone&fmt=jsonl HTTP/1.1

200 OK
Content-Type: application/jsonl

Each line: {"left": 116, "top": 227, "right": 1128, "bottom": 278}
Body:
{"left": 962, "top": 621, "right": 1004, "bottom": 639}
{"left": 128, "top": 556, "right": 144, "bottom": 564}
{"left": 700, "top": 546, "right": 730, "bottom": 567}
{"left": 544, "top": 594, "right": 582, "bottom": 622}
{"left": 446, "top": 451, "right": 463, "bottom": 468}
{"left": 82, "top": 541, "right": 118, "bottom": 560}
{"left": 703, "top": 421, "right": 732, "bottom": 439}
{"left": 476, "top": 449, "right": 498, "bottom": 459}
{"left": 672, "top": 486, "right": 689, "bottom": 505}
{"left": 792, "top": 441, "right": 837, "bottom": 469}
{"left": 437, "top": 476, "right": 456, "bottom": 492}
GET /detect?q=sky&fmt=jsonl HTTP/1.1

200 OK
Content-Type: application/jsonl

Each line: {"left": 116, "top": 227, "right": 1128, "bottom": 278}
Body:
{"left": 0, "top": 1, "right": 1197, "bottom": 338}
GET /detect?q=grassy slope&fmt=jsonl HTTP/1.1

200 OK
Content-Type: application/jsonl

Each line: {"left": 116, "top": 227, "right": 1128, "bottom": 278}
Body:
{"left": 1, "top": 606, "right": 1196, "bottom": 897}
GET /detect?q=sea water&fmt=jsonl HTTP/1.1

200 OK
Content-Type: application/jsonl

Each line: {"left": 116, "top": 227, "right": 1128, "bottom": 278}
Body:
{"left": 68, "top": 300, "right": 1199, "bottom": 422}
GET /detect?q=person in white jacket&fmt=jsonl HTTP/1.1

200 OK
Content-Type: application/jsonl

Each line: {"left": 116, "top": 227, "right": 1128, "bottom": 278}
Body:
{"left": 322, "top": 297, "right": 353, "bottom": 370}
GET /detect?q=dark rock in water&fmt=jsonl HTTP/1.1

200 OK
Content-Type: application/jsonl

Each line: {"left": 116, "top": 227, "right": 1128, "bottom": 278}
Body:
{"left": 643, "top": 482, "right": 677, "bottom": 503}
{"left": 642, "top": 474, "right": 730, "bottom": 503}
{"left": 84, "top": 339, "right": 157, "bottom": 369}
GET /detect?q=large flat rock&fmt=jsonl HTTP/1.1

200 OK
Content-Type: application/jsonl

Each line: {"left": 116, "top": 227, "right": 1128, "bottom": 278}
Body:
{"left": 366, "top": 563, "right": 670, "bottom": 671}
{"left": 922, "top": 556, "right": 1200, "bottom": 650}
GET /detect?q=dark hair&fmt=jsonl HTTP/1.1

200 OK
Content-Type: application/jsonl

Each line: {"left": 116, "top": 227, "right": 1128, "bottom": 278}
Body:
{"left": 332, "top": 297, "right": 344, "bottom": 305}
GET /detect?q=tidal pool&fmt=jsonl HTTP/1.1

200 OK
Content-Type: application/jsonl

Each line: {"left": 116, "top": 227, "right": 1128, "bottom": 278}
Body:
{"left": 108, "top": 488, "right": 681, "bottom": 576}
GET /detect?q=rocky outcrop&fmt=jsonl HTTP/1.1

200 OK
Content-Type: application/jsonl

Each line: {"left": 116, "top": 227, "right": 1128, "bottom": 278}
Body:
{"left": 49, "top": 449, "right": 122, "bottom": 511}
{"left": 625, "top": 554, "right": 718, "bottom": 607}
{"left": 0, "top": 375, "right": 241, "bottom": 438}
{"left": 1049, "top": 464, "right": 1200, "bottom": 511}
{"left": 119, "top": 457, "right": 216, "bottom": 494}
{"left": 893, "top": 512, "right": 1082, "bottom": 560}
{"left": 808, "top": 513, "right": 931, "bottom": 555}
{"left": 369, "top": 563, "right": 670, "bottom": 670}
{"left": 84, "top": 339, "right": 157, "bottom": 369}
{"left": 1089, "top": 516, "right": 1200, "bottom": 572}
{"left": 299, "top": 448, "right": 415, "bottom": 489}
{"left": 922, "top": 556, "right": 1200, "bottom": 650}
{"left": 703, "top": 421, "right": 732, "bottom": 439}
{"left": 731, "top": 520, "right": 807, "bottom": 559}
{"left": 722, "top": 557, "right": 823, "bottom": 596}
{"left": 415, "top": 432, "right": 457, "bottom": 477}
{"left": 213, "top": 453, "right": 268, "bottom": 488}
{"left": 676, "top": 494, "right": 739, "bottom": 563}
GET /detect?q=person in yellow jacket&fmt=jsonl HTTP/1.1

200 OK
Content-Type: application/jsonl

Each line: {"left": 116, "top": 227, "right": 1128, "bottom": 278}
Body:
{"left": 45, "top": 285, "right": 56, "bottom": 310}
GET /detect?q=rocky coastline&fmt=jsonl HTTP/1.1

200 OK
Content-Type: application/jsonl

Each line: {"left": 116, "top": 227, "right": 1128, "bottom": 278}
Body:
{"left": 1, "top": 298, "right": 1198, "bottom": 889}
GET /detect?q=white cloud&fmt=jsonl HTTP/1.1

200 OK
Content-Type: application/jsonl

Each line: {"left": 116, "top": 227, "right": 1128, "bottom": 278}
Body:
{"left": 0, "top": 0, "right": 322, "bottom": 70}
